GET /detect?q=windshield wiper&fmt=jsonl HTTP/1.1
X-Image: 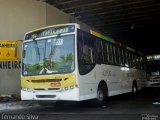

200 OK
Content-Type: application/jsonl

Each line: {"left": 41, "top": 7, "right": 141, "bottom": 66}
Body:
{"left": 39, "top": 38, "right": 57, "bottom": 74}
{"left": 33, "top": 38, "right": 40, "bottom": 59}
{"left": 39, "top": 67, "right": 58, "bottom": 74}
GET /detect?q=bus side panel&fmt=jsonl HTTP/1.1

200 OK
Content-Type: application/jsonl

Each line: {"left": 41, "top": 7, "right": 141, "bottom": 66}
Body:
{"left": 77, "top": 64, "right": 146, "bottom": 100}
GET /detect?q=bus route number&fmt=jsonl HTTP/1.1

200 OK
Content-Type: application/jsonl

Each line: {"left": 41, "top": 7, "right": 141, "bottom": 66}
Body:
{"left": 102, "top": 70, "right": 111, "bottom": 76}
{"left": 53, "top": 38, "right": 63, "bottom": 46}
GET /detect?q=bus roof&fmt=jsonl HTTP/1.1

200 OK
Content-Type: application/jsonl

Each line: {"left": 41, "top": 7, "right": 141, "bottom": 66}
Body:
{"left": 25, "top": 23, "right": 79, "bottom": 35}
{"left": 24, "top": 23, "right": 142, "bottom": 55}
{"left": 90, "top": 30, "right": 138, "bottom": 53}
{"left": 24, "top": 23, "right": 79, "bottom": 40}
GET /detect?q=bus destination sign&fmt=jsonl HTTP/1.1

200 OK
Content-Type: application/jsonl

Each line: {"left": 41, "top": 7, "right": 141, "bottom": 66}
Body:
{"left": 147, "top": 55, "right": 160, "bottom": 61}
{"left": 25, "top": 25, "right": 75, "bottom": 40}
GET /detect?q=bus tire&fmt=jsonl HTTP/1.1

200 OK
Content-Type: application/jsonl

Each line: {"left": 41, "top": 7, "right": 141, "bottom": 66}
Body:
{"left": 90, "top": 83, "right": 107, "bottom": 107}
{"left": 132, "top": 81, "right": 138, "bottom": 95}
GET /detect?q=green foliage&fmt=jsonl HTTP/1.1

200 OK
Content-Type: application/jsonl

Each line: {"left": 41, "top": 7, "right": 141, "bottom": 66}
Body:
{"left": 43, "top": 59, "right": 56, "bottom": 68}
{"left": 60, "top": 53, "right": 73, "bottom": 62}
{"left": 26, "top": 64, "right": 42, "bottom": 73}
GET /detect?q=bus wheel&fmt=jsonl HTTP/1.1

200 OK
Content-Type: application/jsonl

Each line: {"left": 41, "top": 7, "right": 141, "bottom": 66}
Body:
{"left": 90, "top": 84, "right": 106, "bottom": 107}
{"left": 132, "top": 82, "right": 138, "bottom": 94}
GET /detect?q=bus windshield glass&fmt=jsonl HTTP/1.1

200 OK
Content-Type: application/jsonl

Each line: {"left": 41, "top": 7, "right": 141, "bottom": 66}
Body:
{"left": 147, "top": 69, "right": 160, "bottom": 76}
{"left": 22, "top": 34, "right": 75, "bottom": 76}
{"left": 146, "top": 63, "right": 160, "bottom": 76}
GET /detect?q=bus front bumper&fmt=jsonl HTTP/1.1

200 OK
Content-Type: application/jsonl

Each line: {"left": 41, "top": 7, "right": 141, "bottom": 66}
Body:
{"left": 145, "top": 80, "right": 160, "bottom": 87}
{"left": 21, "top": 88, "right": 79, "bottom": 101}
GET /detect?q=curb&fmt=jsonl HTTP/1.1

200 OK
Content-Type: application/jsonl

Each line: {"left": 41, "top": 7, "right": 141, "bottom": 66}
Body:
{"left": 0, "top": 101, "right": 39, "bottom": 111}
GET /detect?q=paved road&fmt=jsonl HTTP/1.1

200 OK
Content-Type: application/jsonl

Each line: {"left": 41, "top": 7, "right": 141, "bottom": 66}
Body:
{"left": 0, "top": 87, "right": 160, "bottom": 120}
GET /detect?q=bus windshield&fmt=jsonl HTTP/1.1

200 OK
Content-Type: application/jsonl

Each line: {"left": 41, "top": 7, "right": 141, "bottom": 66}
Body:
{"left": 147, "top": 69, "right": 160, "bottom": 76}
{"left": 22, "top": 34, "right": 75, "bottom": 76}
{"left": 146, "top": 60, "right": 160, "bottom": 77}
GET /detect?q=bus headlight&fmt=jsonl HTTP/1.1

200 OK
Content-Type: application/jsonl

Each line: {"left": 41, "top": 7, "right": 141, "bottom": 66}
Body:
{"left": 61, "top": 85, "right": 78, "bottom": 91}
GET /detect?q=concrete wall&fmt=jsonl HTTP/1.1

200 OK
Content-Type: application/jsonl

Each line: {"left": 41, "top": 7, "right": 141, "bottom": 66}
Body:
{"left": 0, "top": 0, "right": 93, "bottom": 40}
{"left": 45, "top": 4, "right": 94, "bottom": 32}
{"left": 0, "top": 0, "right": 46, "bottom": 40}
{"left": 0, "top": 67, "right": 21, "bottom": 95}
{"left": 0, "top": 40, "right": 22, "bottom": 95}
{"left": 0, "top": 0, "right": 93, "bottom": 95}
{"left": 0, "top": 0, "right": 47, "bottom": 95}
{"left": 46, "top": 3, "right": 70, "bottom": 26}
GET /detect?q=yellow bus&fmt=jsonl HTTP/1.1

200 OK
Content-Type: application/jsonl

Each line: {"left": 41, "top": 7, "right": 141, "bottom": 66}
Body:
{"left": 21, "top": 23, "right": 146, "bottom": 106}
{"left": 146, "top": 55, "right": 160, "bottom": 87}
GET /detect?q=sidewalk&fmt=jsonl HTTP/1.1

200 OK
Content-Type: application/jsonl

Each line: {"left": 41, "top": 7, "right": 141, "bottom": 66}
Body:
{"left": 0, "top": 101, "right": 39, "bottom": 111}
{"left": 0, "top": 96, "right": 39, "bottom": 111}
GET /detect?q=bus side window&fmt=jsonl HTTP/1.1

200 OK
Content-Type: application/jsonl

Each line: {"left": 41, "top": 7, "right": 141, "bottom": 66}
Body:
{"left": 112, "top": 45, "right": 116, "bottom": 65}
{"left": 116, "top": 47, "right": 121, "bottom": 65}
{"left": 108, "top": 44, "right": 113, "bottom": 64}
{"left": 140, "top": 56, "right": 145, "bottom": 70}
{"left": 120, "top": 48, "right": 125, "bottom": 66}
{"left": 77, "top": 30, "right": 96, "bottom": 75}
{"left": 129, "top": 52, "right": 133, "bottom": 67}
{"left": 143, "top": 57, "right": 146, "bottom": 70}
{"left": 125, "top": 50, "right": 129, "bottom": 67}
{"left": 132, "top": 54, "right": 136, "bottom": 68}
{"left": 135, "top": 55, "right": 140, "bottom": 69}
{"left": 96, "top": 39, "right": 103, "bottom": 64}
{"left": 102, "top": 41, "right": 108, "bottom": 64}
{"left": 106, "top": 43, "right": 110, "bottom": 64}
{"left": 82, "top": 34, "right": 95, "bottom": 64}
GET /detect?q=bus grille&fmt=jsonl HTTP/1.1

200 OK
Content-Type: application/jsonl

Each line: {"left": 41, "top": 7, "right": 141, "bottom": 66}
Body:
{"left": 36, "top": 95, "right": 56, "bottom": 98}
{"left": 34, "top": 88, "right": 60, "bottom": 90}
{"left": 31, "top": 79, "right": 62, "bottom": 83}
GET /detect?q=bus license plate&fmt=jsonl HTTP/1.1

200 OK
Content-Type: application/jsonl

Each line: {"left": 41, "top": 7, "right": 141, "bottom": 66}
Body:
{"left": 50, "top": 82, "right": 61, "bottom": 87}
